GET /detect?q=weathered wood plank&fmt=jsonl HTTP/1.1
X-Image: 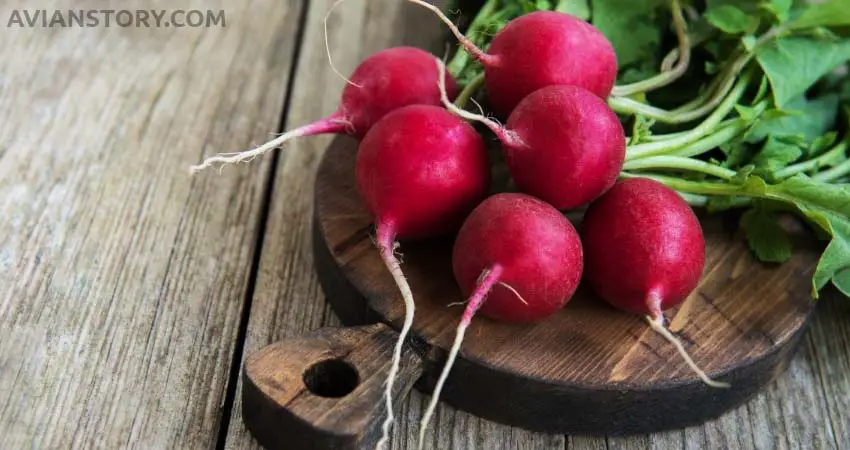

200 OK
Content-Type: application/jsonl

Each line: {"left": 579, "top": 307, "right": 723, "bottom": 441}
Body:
{"left": 806, "top": 291, "right": 850, "bottom": 447}
{"left": 0, "top": 1, "right": 303, "bottom": 447}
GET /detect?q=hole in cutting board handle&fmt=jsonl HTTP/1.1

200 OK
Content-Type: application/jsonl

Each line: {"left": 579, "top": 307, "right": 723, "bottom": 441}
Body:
{"left": 242, "top": 324, "right": 425, "bottom": 449}
{"left": 303, "top": 359, "right": 360, "bottom": 398}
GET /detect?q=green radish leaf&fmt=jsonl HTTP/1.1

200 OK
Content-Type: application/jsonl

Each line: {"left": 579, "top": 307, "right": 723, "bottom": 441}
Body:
{"left": 835, "top": 268, "right": 850, "bottom": 297}
{"left": 591, "top": 0, "right": 666, "bottom": 69}
{"left": 762, "top": 0, "right": 792, "bottom": 23}
{"left": 742, "top": 35, "right": 758, "bottom": 52}
{"left": 535, "top": 0, "right": 554, "bottom": 12}
{"left": 651, "top": 174, "right": 850, "bottom": 297}
{"left": 792, "top": 0, "right": 850, "bottom": 30}
{"left": 735, "top": 104, "right": 760, "bottom": 122}
{"left": 755, "top": 37, "right": 850, "bottom": 107}
{"left": 753, "top": 75, "right": 771, "bottom": 103}
{"left": 734, "top": 165, "right": 757, "bottom": 184}
{"left": 771, "top": 176, "right": 850, "bottom": 296}
{"left": 808, "top": 132, "right": 839, "bottom": 158}
{"left": 752, "top": 136, "right": 804, "bottom": 172}
{"left": 721, "top": 141, "right": 755, "bottom": 169}
{"left": 556, "top": 0, "right": 590, "bottom": 19}
{"left": 718, "top": 174, "right": 850, "bottom": 296}
{"left": 705, "top": 4, "right": 757, "bottom": 34}
{"left": 741, "top": 206, "right": 794, "bottom": 263}
{"left": 747, "top": 94, "right": 840, "bottom": 143}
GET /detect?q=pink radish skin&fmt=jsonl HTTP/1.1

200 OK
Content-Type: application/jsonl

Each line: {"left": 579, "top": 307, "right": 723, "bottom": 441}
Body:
{"left": 355, "top": 104, "right": 490, "bottom": 447}
{"left": 482, "top": 12, "right": 618, "bottom": 115}
{"left": 339, "top": 48, "right": 458, "bottom": 138}
{"left": 500, "top": 85, "right": 626, "bottom": 210}
{"left": 436, "top": 61, "right": 625, "bottom": 210}
{"left": 451, "top": 193, "right": 583, "bottom": 321}
{"left": 356, "top": 105, "right": 490, "bottom": 240}
{"left": 418, "top": 193, "right": 582, "bottom": 449}
{"left": 581, "top": 178, "right": 729, "bottom": 388}
{"left": 411, "top": 2, "right": 617, "bottom": 116}
{"left": 190, "top": 47, "right": 458, "bottom": 172}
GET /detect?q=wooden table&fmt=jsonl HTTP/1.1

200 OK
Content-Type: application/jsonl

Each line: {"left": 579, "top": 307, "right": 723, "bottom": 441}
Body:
{"left": 1, "top": 1, "right": 848, "bottom": 448}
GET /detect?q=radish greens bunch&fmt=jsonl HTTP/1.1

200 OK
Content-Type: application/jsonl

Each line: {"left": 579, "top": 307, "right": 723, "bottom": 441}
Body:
{"left": 448, "top": 0, "right": 850, "bottom": 297}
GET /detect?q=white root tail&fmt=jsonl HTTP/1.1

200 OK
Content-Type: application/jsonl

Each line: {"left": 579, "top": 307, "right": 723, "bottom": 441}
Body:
{"left": 645, "top": 315, "right": 731, "bottom": 389}
{"left": 375, "top": 225, "right": 416, "bottom": 450}
{"left": 417, "top": 265, "right": 504, "bottom": 450}
{"left": 189, "top": 117, "right": 346, "bottom": 174}
{"left": 324, "top": 0, "right": 362, "bottom": 88}
{"left": 497, "top": 281, "right": 528, "bottom": 305}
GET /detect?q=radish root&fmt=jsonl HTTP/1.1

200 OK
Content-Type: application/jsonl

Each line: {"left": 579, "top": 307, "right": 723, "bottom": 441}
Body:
{"left": 645, "top": 314, "right": 730, "bottom": 389}
{"left": 324, "top": 0, "right": 363, "bottom": 88}
{"left": 407, "top": 0, "right": 495, "bottom": 65}
{"left": 189, "top": 116, "right": 347, "bottom": 173}
{"left": 375, "top": 224, "right": 416, "bottom": 450}
{"left": 497, "top": 281, "right": 528, "bottom": 305}
{"left": 435, "top": 59, "right": 526, "bottom": 148}
{"left": 418, "top": 264, "right": 504, "bottom": 450}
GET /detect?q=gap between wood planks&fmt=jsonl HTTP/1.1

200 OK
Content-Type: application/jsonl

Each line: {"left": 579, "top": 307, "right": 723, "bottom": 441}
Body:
{"left": 213, "top": 0, "right": 313, "bottom": 448}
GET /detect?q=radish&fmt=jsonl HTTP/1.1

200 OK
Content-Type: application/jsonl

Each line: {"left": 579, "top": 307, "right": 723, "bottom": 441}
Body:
{"left": 355, "top": 104, "right": 490, "bottom": 448}
{"left": 410, "top": 2, "right": 617, "bottom": 116}
{"left": 436, "top": 62, "right": 625, "bottom": 210}
{"left": 581, "top": 178, "right": 730, "bottom": 388}
{"left": 189, "top": 47, "right": 458, "bottom": 173}
{"left": 418, "top": 193, "right": 582, "bottom": 449}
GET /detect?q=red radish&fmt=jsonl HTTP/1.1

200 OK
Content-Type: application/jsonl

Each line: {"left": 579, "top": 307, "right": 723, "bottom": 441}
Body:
{"left": 418, "top": 193, "right": 582, "bottom": 448}
{"left": 189, "top": 47, "right": 459, "bottom": 173}
{"left": 436, "top": 62, "right": 625, "bottom": 210}
{"left": 410, "top": 2, "right": 617, "bottom": 116}
{"left": 355, "top": 104, "right": 490, "bottom": 447}
{"left": 581, "top": 178, "right": 730, "bottom": 388}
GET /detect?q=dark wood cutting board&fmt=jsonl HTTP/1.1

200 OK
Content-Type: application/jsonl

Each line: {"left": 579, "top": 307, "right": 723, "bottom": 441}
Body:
{"left": 241, "top": 136, "right": 819, "bottom": 449}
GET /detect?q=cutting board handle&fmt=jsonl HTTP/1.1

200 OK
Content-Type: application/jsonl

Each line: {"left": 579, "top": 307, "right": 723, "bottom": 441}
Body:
{"left": 241, "top": 323, "right": 425, "bottom": 450}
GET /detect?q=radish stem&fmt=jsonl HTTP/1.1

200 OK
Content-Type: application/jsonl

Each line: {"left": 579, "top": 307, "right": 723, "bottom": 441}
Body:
{"left": 625, "top": 72, "right": 751, "bottom": 159}
{"left": 813, "top": 150, "right": 850, "bottom": 182}
{"left": 776, "top": 141, "right": 848, "bottom": 179}
{"left": 624, "top": 155, "right": 737, "bottom": 179}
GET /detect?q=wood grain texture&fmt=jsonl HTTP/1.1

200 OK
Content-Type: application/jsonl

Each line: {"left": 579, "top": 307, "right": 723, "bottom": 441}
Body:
{"left": 0, "top": 0, "right": 301, "bottom": 447}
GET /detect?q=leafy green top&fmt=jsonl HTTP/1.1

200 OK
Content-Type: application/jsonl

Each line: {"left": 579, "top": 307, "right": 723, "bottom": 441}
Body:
{"left": 447, "top": 0, "right": 850, "bottom": 297}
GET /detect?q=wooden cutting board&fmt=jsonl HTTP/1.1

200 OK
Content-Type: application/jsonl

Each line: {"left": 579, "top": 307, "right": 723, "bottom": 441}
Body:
{"left": 241, "top": 136, "right": 819, "bottom": 450}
